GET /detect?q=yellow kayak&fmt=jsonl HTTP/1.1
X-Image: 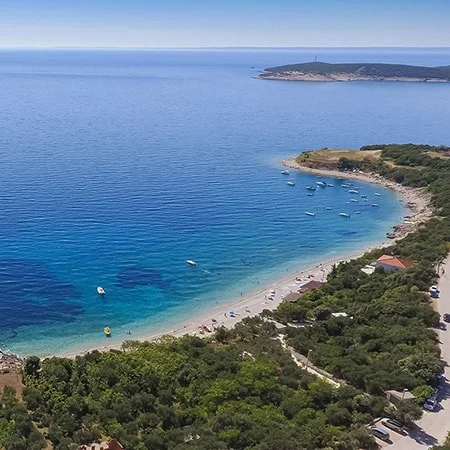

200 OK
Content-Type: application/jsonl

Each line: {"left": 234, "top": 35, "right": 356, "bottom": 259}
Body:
{"left": 104, "top": 327, "right": 111, "bottom": 337}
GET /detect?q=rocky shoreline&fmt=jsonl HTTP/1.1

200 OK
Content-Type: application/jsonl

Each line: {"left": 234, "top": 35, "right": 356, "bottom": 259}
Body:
{"left": 256, "top": 71, "right": 449, "bottom": 83}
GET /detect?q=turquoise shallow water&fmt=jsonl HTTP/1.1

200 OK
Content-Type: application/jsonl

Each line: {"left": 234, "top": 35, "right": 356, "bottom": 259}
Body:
{"left": 0, "top": 48, "right": 449, "bottom": 356}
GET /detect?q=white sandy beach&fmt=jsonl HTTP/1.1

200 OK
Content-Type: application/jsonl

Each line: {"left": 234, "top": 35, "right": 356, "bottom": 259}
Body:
{"left": 62, "top": 161, "right": 433, "bottom": 358}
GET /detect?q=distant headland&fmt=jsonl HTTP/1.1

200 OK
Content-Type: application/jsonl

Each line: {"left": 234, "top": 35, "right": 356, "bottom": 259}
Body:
{"left": 257, "top": 61, "right": 450, "bottom": 82}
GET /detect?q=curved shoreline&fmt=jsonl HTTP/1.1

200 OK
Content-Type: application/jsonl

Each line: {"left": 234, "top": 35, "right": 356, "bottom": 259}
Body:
{"left": 283, "top": 157, "right": 433, "bottom": 241}
{"left": 56, "top": 158, "right": 433, "bottom": 359}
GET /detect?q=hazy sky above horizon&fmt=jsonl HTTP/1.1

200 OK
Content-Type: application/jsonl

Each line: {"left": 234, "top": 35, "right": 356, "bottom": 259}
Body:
{"left": 1, "top": 0, "right": 450, "bottom": 48}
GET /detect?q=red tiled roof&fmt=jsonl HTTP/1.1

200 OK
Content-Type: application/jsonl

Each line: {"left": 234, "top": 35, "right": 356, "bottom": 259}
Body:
{"left": 376, "top": 254, "right": 414, "bottom": 269}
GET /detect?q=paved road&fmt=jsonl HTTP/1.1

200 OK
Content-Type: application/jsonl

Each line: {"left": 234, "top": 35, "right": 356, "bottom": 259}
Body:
{"left": 390, "top": 259, "right": 450, "bottom": 449}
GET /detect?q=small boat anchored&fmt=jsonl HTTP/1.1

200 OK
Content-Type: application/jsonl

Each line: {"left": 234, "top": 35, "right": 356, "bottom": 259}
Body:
{"left": 281, "top": 170, "right": 290, "bottom": 175}
{"left": 316, "top": 181, "right": 327, "bottom": 187}
{"left": 305, "top": 185, "right": 316, "bottom": 191}
{"left": 348, "top": 189, "right": 359, "bottom": 194}
{"left": 97, "top": 286, "right": 106, "bottom": 296}
{"left": 104, "top": 327, "right": 111, "bottom": 337}
{"left": 339, "top": 212, "right": 351, "bottom": 218}
{"left": 305, "top": 212, "right": 316, "bottom": 217}
{"left": 371, "top": 203, "right": 379, "bottom": 207}
{"left": 287, "top": 181, "right": 295, "bottom": 186}
{"left": 374, "top": 192, "right": 381, "bottom": 196}
{"left": 186, "top": 259, "right": 197, "bottom": 266}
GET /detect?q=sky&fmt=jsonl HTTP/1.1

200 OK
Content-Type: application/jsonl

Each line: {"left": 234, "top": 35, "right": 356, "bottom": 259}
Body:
{"left": 1, "top": 0, "right": 450, "bottom": 48}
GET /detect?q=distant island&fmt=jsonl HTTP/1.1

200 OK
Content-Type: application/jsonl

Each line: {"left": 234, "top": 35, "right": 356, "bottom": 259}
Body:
{"left": 257, "top": 61, "right": 450, "bottom": 82}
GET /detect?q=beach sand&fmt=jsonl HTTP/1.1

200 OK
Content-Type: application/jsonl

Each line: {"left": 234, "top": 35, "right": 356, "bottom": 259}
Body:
{"left": 62, "top": 161, "right": 433, "bottom": 358}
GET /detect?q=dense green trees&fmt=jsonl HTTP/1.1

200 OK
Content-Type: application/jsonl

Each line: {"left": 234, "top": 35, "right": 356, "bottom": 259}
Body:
{"left": 6, "top": 323, "right": 390, "bottom": 449}
{"left": 0, "top": 387, "right": 46, "bottom": 450}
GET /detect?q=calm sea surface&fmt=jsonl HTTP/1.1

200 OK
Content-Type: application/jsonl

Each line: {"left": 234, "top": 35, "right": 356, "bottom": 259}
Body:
{"left": 0, "top": 48, "right": 449, "bottom": 356}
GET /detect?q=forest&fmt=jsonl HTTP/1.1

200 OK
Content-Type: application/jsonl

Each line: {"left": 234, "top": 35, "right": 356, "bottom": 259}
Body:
{"left": 0, "top": 144, "right": 449, "bottom": 449}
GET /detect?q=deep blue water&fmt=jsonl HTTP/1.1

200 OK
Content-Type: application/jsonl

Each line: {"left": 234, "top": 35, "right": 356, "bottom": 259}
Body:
{"left": 0, "top": 48, "right": 449, "bottom": 356}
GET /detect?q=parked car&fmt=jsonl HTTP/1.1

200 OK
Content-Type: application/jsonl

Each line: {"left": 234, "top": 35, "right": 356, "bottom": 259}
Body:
{"left": 424, "top": 396, "right": 438, "bottom": 411}
{"left": 443, "top": 313, "right": 450, "bottom": 323}
{"left": 371, "top": 426, "right": 391, "bottom": 442}
{"left": 381, "top": 418, "right": 407, "bottom": 435}
{"left": 430, "top": 285, "right": 440, "bottom": 298}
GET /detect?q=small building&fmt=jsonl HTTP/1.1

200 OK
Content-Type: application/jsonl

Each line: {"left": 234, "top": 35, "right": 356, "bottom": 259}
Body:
{"left": 385, "top": 389, "right": 415, "bottom": 405}
{"left": 375, "top": 255, "right": 414, "bottom": 272}
{"left": 80, "top": 439, "right": 124, "bottom": 450}
{"left": 299, "top": 280, "right": 324, "bottom": 294}
{"left": 331, "top": 312, "right": 352, "bottom": 319}
{"left": 361, "top": 264, "right": 376, "bottom": 275}
{"left": 283, "top": 292, "right": 301, "bottom": 302}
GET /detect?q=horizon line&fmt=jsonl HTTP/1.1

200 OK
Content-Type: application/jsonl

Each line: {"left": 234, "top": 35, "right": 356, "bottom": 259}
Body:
{"left": 1, "top": 45, "right": 450, "bottom": 51}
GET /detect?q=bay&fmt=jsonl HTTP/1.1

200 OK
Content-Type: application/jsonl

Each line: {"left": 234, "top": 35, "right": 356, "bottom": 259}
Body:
{"left": 0, "top": 48, "right": 449, "bottom": 356}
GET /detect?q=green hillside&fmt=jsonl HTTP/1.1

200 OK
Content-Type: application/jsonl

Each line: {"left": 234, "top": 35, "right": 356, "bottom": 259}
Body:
{"left": 264, "top": 62, "right": 450, "bottom": 79}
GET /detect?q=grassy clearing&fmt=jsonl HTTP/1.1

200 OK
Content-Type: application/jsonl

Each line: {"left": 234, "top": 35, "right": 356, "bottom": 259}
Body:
{"left": 297, "top": 148, "right": 382, "bottom": 165}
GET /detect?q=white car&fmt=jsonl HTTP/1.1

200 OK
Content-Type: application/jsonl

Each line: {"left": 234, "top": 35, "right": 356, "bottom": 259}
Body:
{"left": 424, "top": 396, "right": 438, "bottom": 411}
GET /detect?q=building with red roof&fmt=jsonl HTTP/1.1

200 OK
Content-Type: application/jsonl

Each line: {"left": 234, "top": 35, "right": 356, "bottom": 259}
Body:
{"left": 375, "top": 254, "right": 414, "bottom": 272}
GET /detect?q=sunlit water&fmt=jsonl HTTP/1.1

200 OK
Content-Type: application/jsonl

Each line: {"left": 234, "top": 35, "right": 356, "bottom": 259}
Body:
{"left": 0, "top": 48, "right": 449, "bottom": 356}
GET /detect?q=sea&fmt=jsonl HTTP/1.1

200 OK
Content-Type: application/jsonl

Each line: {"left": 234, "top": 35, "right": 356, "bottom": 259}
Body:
{"left": 0, "top": 47, "right": 449, "bottom": 356}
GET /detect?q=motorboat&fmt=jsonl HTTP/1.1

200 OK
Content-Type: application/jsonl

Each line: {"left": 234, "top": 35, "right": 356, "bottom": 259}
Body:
{"left": 307, "top": 193, "right": 314, "bottom": 196}
{"left": 316, "top": 181, "right": 327, "bottom": 187}
{"left": 350, "top": 199, "right": 358, "bottom": 203}
{"left": 339, "top": 212, "right": 351, "bottom": 217}
{"left": 305, "top": 212, "right": 316, "bottom": 216}
{"left": 325, "top": 207, "right": 332, "bottom": 210}
{"left": 104, "top": 327, "right": 111, "bottom": 337}
{"left": 186, "top": 260, "right": 197, "bottom": 266}
{"left": 374, "top": 193, "right": 381, "bottom": 196}
{"left": 281, "top": 170, "right": 290, "bottom": 175}
{"left": 348, "top": 189, "right": 359, "bottom": 194}
{"left": 305, "top": 186, "right": 316, "bottom": 191}
{"left": 287, "top": 181, "right": 295, "bottom": 186}
{"left": 97, "top": 286, "right": 106, "bottom": 296}
{"left": 371, "top": 203, "right": 379, "bottom": 207}
{"left": 360, "top": 194, "right": 368, "bottom": 198}
{"left": 341, "top": 183, "right": 351, "bottom": 188}
{"left": 327, "top": 183, "right": 334, "bottom": 187}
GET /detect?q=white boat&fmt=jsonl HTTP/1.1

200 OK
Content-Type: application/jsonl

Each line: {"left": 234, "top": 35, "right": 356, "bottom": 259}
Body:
{"left": 281, "top": 170, "right": 290, "bottom": 175}
{"left": 348, "top": 189, "right": 359, "bottom": 194}
{"left": 186, "top": 259, "right": 197, "bottom": 266}
{"left": 360, "top": 194, "right": 368, "bottom": 198}
{"left": 316, "top": 181, "right": 327, "bottom": 187}
{"left": 305, "top": 212, "right": 315, "bottom": 216}
{"left": 350, "top": 199, "right": 358, "bottom": 203}
{"left": 325, "top": 207, "right": 332, "bottom": 210}
{"left": 97, "top": 286, "right": 106, "bottom": 296}
{"left": 327, "top": 183, "right": 334, "bottom": 187}
{"left": 374, "top": 192, "right": 381, "bottom": 196}
{"left": 339, "top": 212, "right": 351, "bottom": 218}
{"left": 341, "top": 183, "right": 351, "bottom": 188}
{"left": 287, "top": 181, "right": 295, "bottom": 186}
{"left": 305, "top": 185, "right": 316, "bottom": 191}
{"left": 371, "top": 203, "right": 379, "bottom": 207}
